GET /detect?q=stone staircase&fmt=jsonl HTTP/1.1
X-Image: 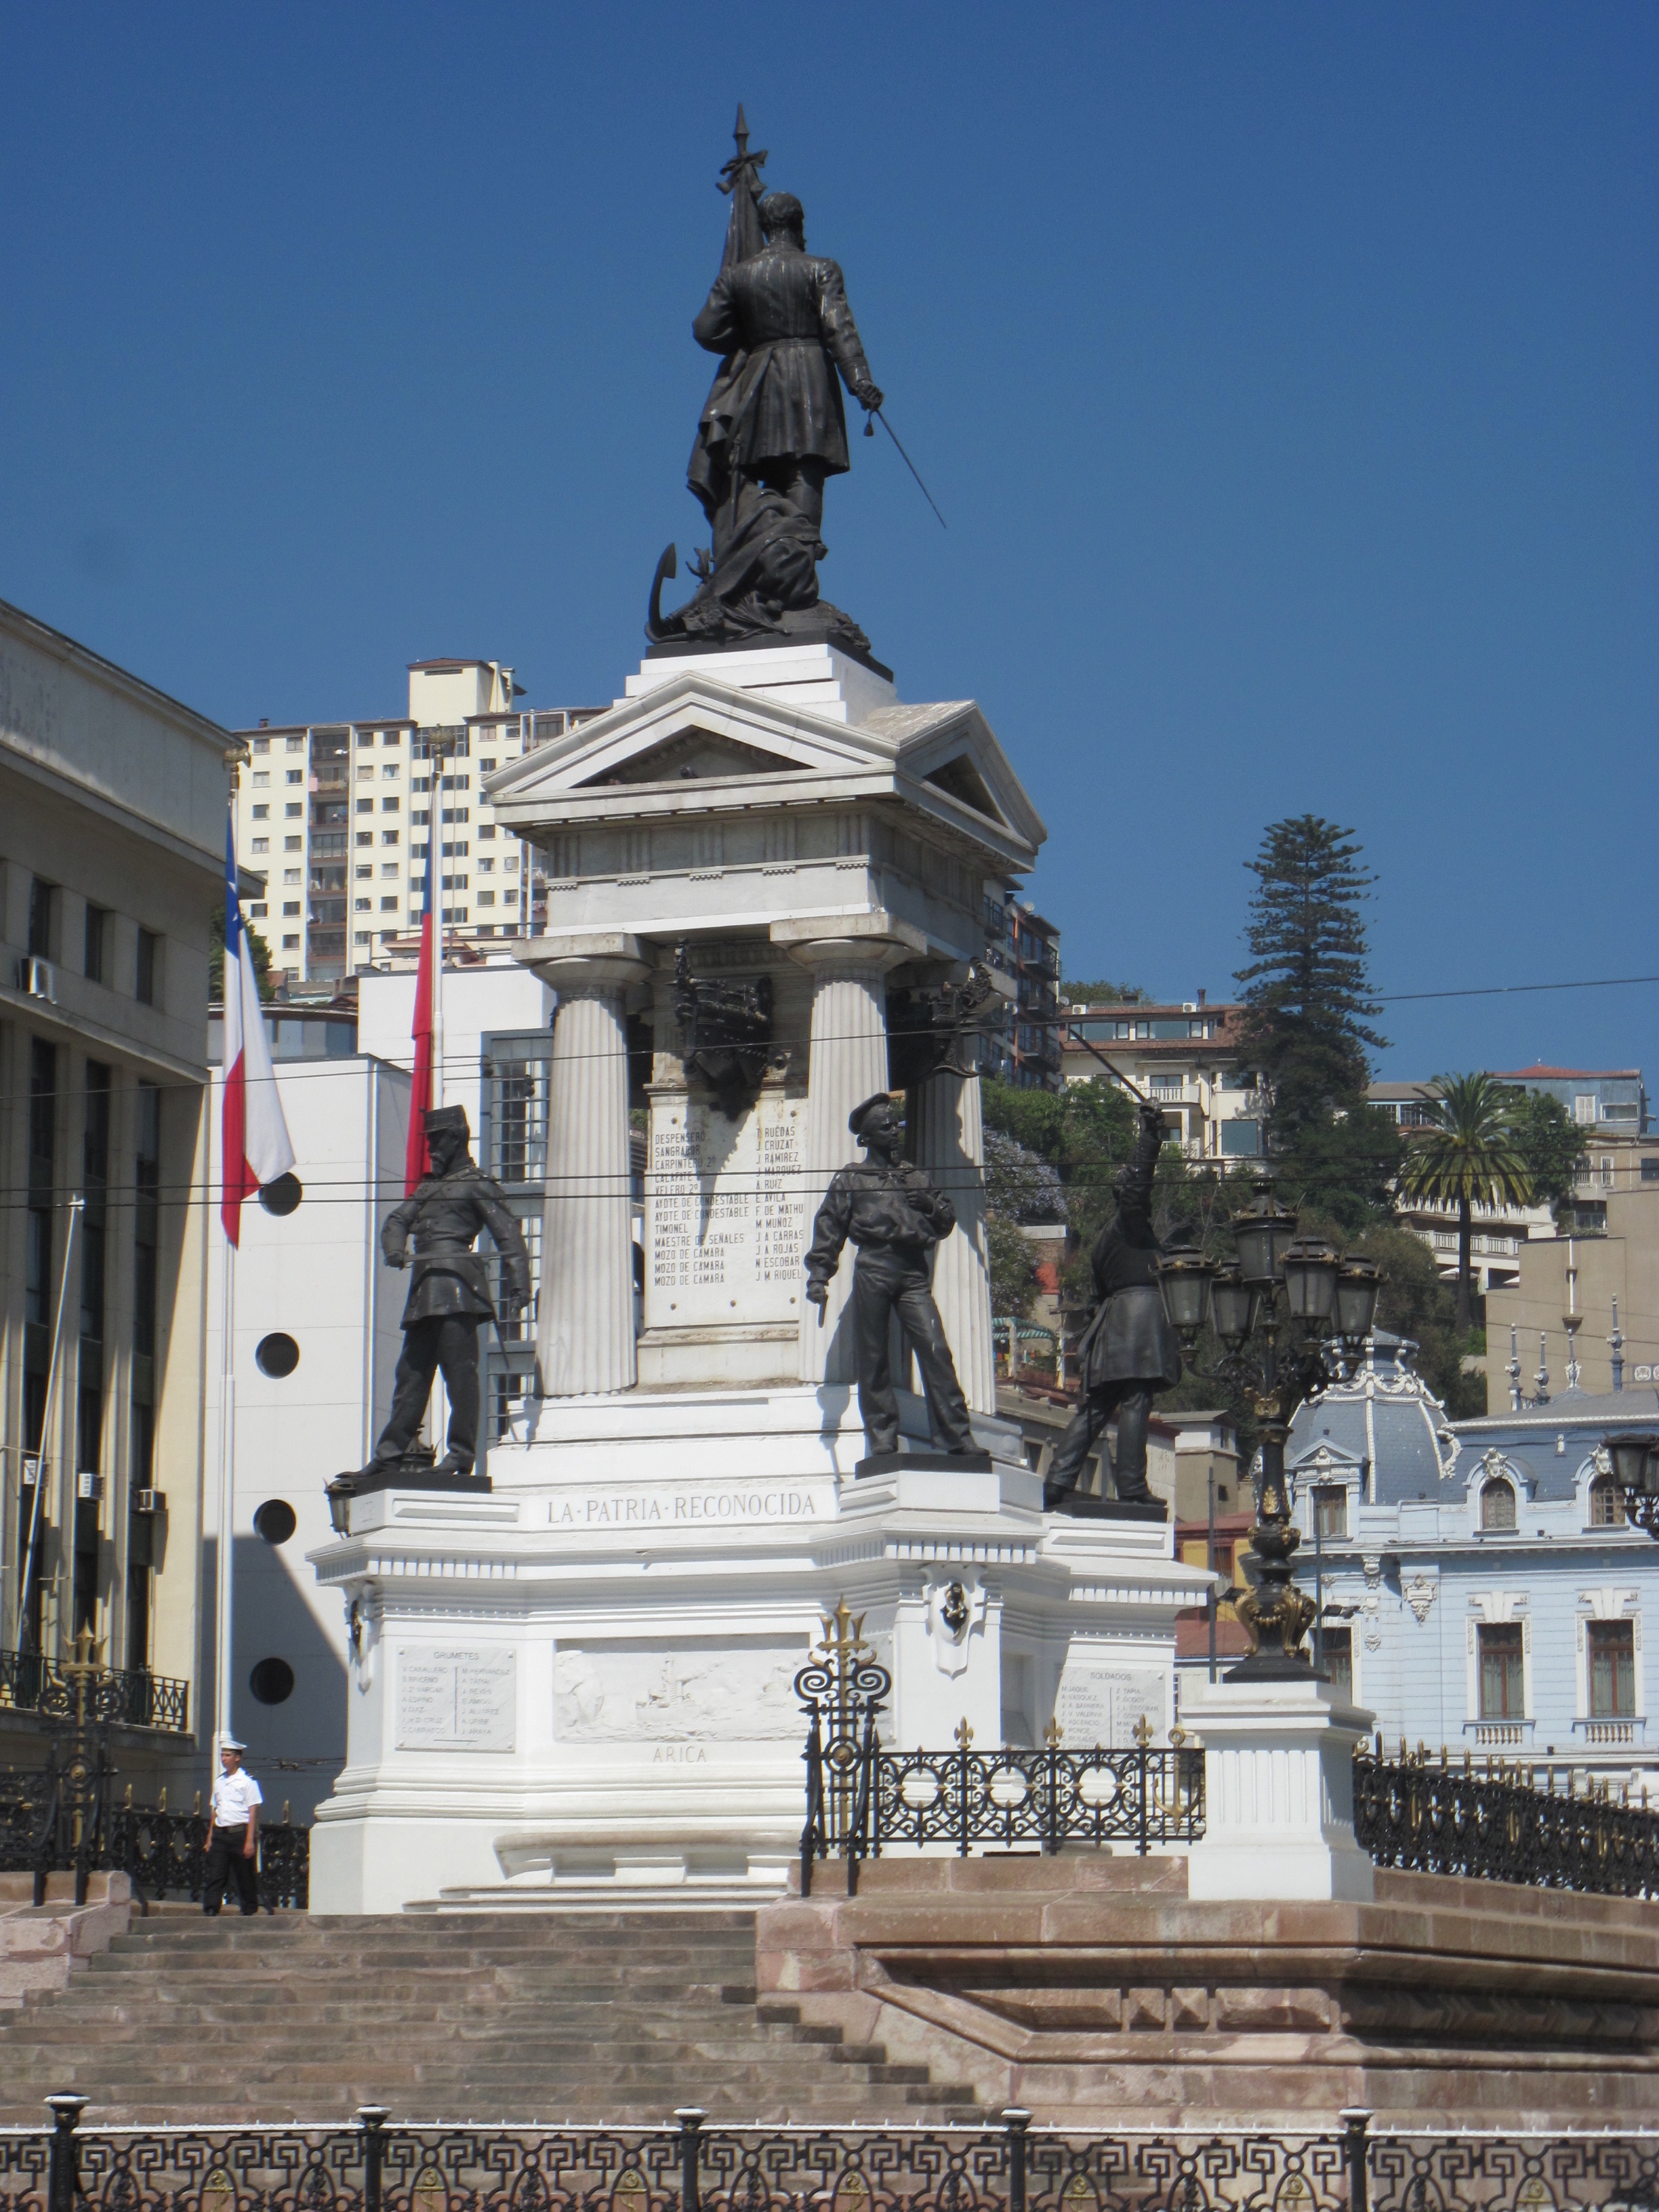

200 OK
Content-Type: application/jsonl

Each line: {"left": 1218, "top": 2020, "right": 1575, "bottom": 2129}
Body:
{"left": 0, "top": 1908, "right": 977, "bottom": 2127}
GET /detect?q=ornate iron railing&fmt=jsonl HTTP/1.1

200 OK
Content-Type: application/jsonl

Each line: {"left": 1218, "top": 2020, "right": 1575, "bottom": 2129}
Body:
{"left": 0, "top": 1771, "right": 308, "bottom": 1910}
{"left": 795, "top": 1610, "right": 1204, "bottom": 1893}
{"left": 0, "top": 1648, "right": 188, "bottom": 1733}
{"left": 5, "top": 2106, "right": 1659, "bottom": 2212}
{"left": 1353, "top": 1740, "right": 1659, "bottom": 1898}
{"left": 875, "top": 1741, "right": 1205, "bottom": 1860}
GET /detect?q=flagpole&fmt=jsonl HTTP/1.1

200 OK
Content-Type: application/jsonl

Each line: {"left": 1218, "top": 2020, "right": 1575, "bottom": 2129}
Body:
{"left": 217, "top": 772, "right": 239, "bottom": 1756}
{"left": 216, "top": 1240, "right": 236, "bottom": 1753}
{"left": 429, "top": 733, "right": 447, "bottom": 1450}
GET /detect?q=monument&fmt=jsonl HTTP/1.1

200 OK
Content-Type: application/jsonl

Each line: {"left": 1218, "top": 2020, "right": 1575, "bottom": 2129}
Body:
{"left": 306, "top": 117, "right": 1208, "bottom": 1914}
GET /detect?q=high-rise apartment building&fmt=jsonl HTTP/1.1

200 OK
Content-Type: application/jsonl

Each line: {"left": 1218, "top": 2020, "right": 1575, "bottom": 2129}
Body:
{"left": 232, "top": 659, "right": 602, "bottom": 987}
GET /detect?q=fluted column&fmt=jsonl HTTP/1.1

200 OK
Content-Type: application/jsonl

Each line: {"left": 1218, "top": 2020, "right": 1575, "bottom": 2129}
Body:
{"left": 914, "top": 1066, "right": 996, "bottom": 1414}
{"left": 532, "top": 946, "right": 649, "bottom": 1396}
{"left": 787, "top": 938, "right": 909, "bottom": 1384}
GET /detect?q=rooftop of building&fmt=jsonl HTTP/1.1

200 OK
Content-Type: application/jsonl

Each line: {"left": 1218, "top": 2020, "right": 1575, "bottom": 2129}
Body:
{"left": 1494, "top": 1065, "right": 1643, "bottom": 1082}
{"left": 1287, "top": 1332, "right": 1456, "bottom": 1504}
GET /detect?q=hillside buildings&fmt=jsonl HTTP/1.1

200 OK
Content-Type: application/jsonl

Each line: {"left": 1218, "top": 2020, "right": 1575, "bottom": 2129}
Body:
{"left": 200, "top": 956, "right": 553, "bottom": 1814}
{"left": 0, "top": 598, "right": 224, "bottom": 1776}
{"left": 1058, "top": 996, "right": 1262, "bottom": 1160}
{"left": 984, "top": 897, "right": 1063, "bottom": 1090}
{"left": 231, "top": 659, "right": 602, "bottom": 989}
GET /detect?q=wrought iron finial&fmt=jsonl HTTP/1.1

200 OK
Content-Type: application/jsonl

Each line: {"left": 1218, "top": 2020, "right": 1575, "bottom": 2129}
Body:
{"left": 1132, "top": 1714, "right": 1154, "bottom": 1750}
{"left": 1042, "top": 1715, "right": 1064, "bottom": 1748}
{"left": 954, "top": 1717, "right": 974, "bottom": 1750}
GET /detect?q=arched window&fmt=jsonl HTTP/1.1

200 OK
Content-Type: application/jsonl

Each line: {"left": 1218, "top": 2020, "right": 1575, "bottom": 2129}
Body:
{"left": 1480, "top": 1477, "right": 1517, "bottom": 1532}
{"left": 1589, "top": 1477, "right": 1626, "bottom": 1528}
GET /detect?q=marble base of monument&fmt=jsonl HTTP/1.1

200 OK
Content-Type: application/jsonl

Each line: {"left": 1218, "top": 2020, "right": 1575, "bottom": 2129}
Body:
{"left": 1044, "top": 1494, "right": 1169, "bottom": 1523}
{"left": 852, "top": 1451, "right": 994, "bottom": 1479}
{"left": 342, "top": 1465, "right": 494, "bottom": 1500}
{"left": 755, "top": 1853, "right": 1659, "bottom": 2125}
{"left": 305, "top": 1384, "right": 1210, "bottom": 1914}
{"left": 1183, "top": 1669, "right": 1376, "bottom": 1904}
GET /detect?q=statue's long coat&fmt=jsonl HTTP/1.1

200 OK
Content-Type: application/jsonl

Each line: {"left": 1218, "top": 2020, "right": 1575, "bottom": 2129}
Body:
{"left": 380, "top": 1160, "right": 531, "bottom": 1328}
{"left": 688, "top": 243, "right": 875, "bottom": 508}
{"left": 1073, "top": 1120, "right": 1183, "bottom": 1393}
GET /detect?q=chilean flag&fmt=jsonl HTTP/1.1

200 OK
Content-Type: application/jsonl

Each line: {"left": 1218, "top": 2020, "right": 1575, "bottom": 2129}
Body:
{"left": 403, "top": 832, "right": 436, "bottom": 1195}
{"left": 221, "top": 816, "right": 295, "bottom": 1245}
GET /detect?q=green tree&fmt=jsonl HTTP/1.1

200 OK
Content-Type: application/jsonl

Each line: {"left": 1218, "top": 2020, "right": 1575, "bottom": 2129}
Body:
{"left": 983, "top": 1074, "right": 1139, "bottom": 1254}
{"left": 1504, "top": 1088, "right": 1589, "bottom": 1209}
{"left": 986, "top": 1215, "right": 1040, "bottom": 1322}
{"left": 209, "top": 899, "right": 274, "bottom": 1002}
{"left": 1234, "top": 815, "right": 1397, "bottom": 1227}
{"left": 1398, "top": 1072, "right": 1534, "bottom": 1332}
{"left": 1060, "top": 979, "right": 1145, "bottom": 1004}
{"left": 983, "top": 1127, "right": 1064, "bottom": 1224}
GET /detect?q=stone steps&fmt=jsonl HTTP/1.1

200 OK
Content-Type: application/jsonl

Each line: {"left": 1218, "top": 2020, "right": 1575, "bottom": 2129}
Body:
{"left": 0, "top": 1908, "right": 977, "bottom": 2125}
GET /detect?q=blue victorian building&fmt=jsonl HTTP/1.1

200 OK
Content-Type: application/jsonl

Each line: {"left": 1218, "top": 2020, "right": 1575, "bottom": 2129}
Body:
{"left": 1280, "top": 1336, "right": 1659, "bottom": 1791}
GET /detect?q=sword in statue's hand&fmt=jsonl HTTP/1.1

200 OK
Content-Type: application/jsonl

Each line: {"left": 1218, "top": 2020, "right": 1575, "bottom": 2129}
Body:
{"left": 863, "top": 402, "right": 946, "bottom": 530}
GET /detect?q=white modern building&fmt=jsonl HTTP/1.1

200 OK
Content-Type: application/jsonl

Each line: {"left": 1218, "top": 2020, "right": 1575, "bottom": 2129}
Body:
{"left": 232, "top": 659, "right": 601, "bottom": 987}
{"left": 201, "top": 958, "right": 553, "bottom": 1819}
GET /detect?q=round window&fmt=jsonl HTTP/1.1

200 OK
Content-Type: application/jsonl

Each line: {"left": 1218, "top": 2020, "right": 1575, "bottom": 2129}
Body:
{"left": 249, "top": 1657, "right": 295, "bottom": 1705}
{"left": 255, "top": 1333, "right": 300, "bottom": 1378}
{"left": 260, "top": 1173, "right": 303, "bottom": 1217}
{"left": 253, "top": 1499, "right": 298, "bottom": 1545}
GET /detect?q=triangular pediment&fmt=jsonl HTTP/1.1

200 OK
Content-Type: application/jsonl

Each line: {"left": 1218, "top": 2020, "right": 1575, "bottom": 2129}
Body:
{"left": 924, "top": 752, "right": 1008, "bottom": 827}
{"left": 1287, "top": 1437, "right": 1366, "bottom": 1477}
{"left": 485, "top": 666, "right": 1046, "bottom": 866}
{"left": 577, "top": 726, "right": 801, "bottom": 787}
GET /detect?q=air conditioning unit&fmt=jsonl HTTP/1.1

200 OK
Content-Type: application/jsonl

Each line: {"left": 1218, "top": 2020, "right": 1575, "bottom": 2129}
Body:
{"left": 75, "top": 1471, "right": 106, "bottom": 1504}
{"left": 132, "top": 1489, "right": 166, "bottom": 1515}
{"left": 16, "top": 957, "right": 56, "bottom": 1002}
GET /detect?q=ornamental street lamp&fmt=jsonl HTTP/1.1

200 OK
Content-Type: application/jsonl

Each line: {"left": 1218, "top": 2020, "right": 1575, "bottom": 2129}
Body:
{"left": 1156, "top": 1190, "right": 1382, "bottom": 1681}
{"left": 1604, "top": 1432, "right": 1659, "bottom": 1538}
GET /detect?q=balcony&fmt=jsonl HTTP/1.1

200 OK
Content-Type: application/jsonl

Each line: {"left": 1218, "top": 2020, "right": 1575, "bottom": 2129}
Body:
{"left": 1465, "top": 1719, "right": 1530, "bottom": 1748}
{"left": 1575, "top": 1718, "right": 1643, "bottom": 1748}
{"left": 0, "top": 1647, "right": 189, "bottom": 1733}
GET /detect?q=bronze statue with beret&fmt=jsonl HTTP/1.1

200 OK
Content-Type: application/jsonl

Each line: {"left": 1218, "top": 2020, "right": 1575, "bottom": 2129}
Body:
{"left": 361, "top": 1105, "right": 531, "bottom": 1480}
{"left": 804, "top": 1093, "right": 979, "bottom": 1463}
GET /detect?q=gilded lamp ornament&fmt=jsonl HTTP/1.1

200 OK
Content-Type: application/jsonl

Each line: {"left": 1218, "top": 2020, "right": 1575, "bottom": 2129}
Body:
{"left": 1155, "top": 1191, "right": 1380, "bottom": 1680}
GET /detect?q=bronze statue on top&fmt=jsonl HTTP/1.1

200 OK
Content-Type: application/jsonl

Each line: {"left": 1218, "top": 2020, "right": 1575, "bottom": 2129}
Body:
{"left": 648, "top": 109, "right": 884, "bottom": 659}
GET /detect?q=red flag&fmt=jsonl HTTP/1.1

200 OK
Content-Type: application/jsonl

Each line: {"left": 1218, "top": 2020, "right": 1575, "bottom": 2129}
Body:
{"left": 404, "top": 837, "right": 435, "bottom": 1195}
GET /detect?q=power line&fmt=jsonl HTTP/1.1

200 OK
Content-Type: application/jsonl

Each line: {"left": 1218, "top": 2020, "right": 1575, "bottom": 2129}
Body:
{"left": 1373, "top": 973, "right": 1659, "bottom": 1006}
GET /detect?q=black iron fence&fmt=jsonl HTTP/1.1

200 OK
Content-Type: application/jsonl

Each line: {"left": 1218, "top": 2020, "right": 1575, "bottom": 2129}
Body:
{"left": 795, "top": 1616, "right": 1659, "bottom": 1903}
{"left": 1354, "top": 1739, "right": 1659, "bottom": 1899}
{"left": 796, "top": 1619, "right": 1204, "bottom": 1893}
{"left": 0, "top": 1649, "right": 188, "bottom": 1734}
{"left": 5, "top": 2106, "right": 1659, "bottom": 2212}
{"left": 0, "top": 1767, "right": 308, "bottom": 1910}
{"left": 874, "top": 1742, "right": 1204, "bottom": 1860}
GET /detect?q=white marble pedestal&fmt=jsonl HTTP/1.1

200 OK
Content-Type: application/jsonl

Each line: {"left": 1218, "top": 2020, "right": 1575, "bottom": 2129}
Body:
{"left": 1183, "top": 1669, "right": 1376, "bottom": 1902}
{"left": 307, "top": 1387, "right": 1209, "bottom": 1912}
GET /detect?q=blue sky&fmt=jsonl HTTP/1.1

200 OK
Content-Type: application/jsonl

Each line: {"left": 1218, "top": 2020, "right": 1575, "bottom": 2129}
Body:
{"left": 1, "top": 5, "right": 1654, "bottom": 1080}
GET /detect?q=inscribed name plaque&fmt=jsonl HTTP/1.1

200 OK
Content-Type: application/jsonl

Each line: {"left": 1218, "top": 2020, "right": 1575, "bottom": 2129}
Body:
{"left": 646, "top": 1094, "right": 805, "bottom": 1328}
{"left": 1054, "top": 1666, "right": 1166, "bottom": 1748}
{"left": 396, "top": 1646, "right": 516, "bottom": 1753}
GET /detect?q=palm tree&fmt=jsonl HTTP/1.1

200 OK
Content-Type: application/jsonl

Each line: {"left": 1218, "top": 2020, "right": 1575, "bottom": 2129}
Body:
{"left": 1398, "top": 1072, "right": 1534, "bottom": 1333}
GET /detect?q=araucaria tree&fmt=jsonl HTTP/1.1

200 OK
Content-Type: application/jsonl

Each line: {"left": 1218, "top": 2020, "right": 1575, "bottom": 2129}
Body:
{"left": 1399, "top": 1072, "right": 1534, "bottom": 1333}
{"left": 1234, "top": 816, "right": 1401, "bottom": 1229}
